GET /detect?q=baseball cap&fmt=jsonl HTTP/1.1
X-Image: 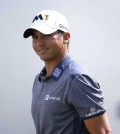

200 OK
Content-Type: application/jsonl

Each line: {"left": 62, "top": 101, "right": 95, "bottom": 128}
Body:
{"left": 23, "top": 10, "right": 69, "bottom": 38}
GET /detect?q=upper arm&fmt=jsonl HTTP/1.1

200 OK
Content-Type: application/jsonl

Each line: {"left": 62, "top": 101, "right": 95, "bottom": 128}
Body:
{"left": 68, "top": 67, "right": 111, "bottom": 133}
{"left": 84, "top": 113, "right": 111, "bottom": 134}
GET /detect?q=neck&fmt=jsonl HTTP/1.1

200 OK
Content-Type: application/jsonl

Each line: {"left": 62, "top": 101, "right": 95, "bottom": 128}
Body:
{"left": 44, "top": 54, "right": 67, "bottom": 77}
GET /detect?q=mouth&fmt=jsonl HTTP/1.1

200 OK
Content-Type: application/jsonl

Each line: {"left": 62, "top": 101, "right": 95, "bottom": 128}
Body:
{"left": 37, "top": 48, "right": 49, "bottom": 55}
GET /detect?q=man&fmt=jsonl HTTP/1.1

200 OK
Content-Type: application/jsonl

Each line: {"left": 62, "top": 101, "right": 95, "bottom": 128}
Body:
{"left": 23, "top": 10, "right": 111, "bottom": 134}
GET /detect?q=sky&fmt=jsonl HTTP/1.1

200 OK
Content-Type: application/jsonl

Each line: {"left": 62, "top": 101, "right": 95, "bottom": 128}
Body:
{"left": 0, "top": 0, "right": 120, "bottom": 133}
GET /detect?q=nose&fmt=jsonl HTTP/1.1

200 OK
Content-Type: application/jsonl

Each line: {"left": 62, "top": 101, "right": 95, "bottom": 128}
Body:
{"left": 36, "top": 37, "right": 45, "bottom": 46}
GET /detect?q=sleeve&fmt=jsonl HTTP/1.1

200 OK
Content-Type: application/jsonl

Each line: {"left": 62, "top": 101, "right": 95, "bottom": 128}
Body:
{"left": 68, "top": 74, "right": 106, "bottom": 119}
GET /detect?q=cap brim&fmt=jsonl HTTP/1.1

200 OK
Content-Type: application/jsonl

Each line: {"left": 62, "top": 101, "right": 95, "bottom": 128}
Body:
{"left": 23, "top": 24, "right": 58, "bottom": 38}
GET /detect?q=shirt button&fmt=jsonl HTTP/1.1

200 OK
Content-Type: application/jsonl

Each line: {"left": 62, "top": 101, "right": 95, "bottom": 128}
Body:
{"left": 44, "top": 82, "right": 47, "bottom": 86}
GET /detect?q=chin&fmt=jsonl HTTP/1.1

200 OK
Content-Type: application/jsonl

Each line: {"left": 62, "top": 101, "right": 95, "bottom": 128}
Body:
{"left": 39, "top": 56, "right": 48, "bottom": 61}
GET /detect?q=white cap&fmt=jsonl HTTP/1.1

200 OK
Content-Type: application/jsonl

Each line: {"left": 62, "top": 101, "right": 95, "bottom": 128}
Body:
{"left": 23, "top": 10, "right": 69, "bottom": 38}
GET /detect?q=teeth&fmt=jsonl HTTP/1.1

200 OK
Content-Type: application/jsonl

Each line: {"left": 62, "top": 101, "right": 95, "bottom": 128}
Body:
{"left": 40, "top": 48, "right": 46, "bottom": 50}
{"left": 40, "top": 48, "right": 46, "bottom": 51}
{"left": 36, "top": 48, "right": 48, "bottom": 54}
{"left": 38, "top": 48, "right": 48, "bottom": 54}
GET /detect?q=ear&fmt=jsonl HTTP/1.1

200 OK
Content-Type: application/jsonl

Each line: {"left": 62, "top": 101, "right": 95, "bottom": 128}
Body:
{"left": 63, "top": 32, "right": 70, "bottom": 44}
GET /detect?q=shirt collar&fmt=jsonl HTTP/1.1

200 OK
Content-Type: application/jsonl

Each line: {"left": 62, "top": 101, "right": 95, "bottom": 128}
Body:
{"left": 39, "top": 54, "right": 72, "bottom": 81}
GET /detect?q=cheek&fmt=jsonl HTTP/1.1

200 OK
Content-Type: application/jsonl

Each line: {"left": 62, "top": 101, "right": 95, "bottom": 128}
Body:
{"left": 32, "top": 42, "right": 36, "bottom": 50}
{"left": 32, "top": 45, "right": 37, "bottom": 53}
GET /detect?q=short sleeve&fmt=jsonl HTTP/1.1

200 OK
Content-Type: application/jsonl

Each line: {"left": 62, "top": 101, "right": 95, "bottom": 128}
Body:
{"left": 68, "top": 74, "right": 106, "bottom": 119}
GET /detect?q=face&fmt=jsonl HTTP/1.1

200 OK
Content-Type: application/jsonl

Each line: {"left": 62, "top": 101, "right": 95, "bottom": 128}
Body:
{"left": 32, "top": 30, "right": 70, "bottom": 63}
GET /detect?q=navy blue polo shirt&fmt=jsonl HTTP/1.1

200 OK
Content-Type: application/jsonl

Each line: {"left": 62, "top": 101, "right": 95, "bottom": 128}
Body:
{"left": 31, "top": 55, "right": 106, "bottom": 134}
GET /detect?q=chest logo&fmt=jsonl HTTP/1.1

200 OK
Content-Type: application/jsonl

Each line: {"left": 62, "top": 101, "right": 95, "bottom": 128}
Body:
{"left": 45, "top": 95, "right": 60, "bottom": 101}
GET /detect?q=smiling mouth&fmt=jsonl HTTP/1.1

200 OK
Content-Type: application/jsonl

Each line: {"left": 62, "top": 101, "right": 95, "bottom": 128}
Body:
{"left": 37, "top": 48, "right": 49, "bottom": 54}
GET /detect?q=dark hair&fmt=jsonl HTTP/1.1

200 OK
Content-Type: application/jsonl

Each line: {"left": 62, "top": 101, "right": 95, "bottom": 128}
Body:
{"left": 57, "top": 30, "right": 65, "bottom": 34}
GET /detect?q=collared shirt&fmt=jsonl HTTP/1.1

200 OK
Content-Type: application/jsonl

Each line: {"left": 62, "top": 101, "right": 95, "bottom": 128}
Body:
{"left": 31, "top": 55, "right": 106, "bottom": 134}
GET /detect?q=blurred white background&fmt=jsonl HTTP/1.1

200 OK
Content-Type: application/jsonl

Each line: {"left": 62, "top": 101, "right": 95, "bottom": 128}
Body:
{"left": 0, "top": 0, "right": 120, "bottom": 133}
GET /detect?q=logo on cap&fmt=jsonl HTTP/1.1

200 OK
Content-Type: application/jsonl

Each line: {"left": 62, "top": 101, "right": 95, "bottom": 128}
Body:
{"left": 59, "top": 24, "right": 69, "bottom": 31}
{"left": 32, "top": 14, "right": 49, "bottom": 23}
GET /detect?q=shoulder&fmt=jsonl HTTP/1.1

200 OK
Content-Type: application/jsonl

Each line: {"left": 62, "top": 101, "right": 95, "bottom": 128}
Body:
{"left": 68, "top": 60, "right": 100, "bottom": 90}
{"left": 33, "top": 74, "right": 39, "bottom": 87}
{"left": 68, "top": 60, "right": 90, "bottom": 78}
